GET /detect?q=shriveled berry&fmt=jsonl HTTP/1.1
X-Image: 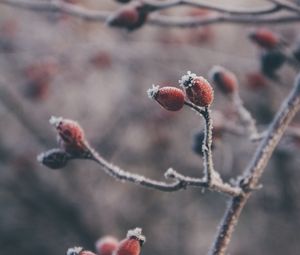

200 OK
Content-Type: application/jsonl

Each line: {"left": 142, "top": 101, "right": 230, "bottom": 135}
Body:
{"left": 209, "top": 66, "right": 238, "bottom": 94}
{"left": 147, "top": 85, "right": 185, "bottom": 111}
{"left": 260, "top": 50, "right": 286, "bottom": 79}
{"left": 115, "top": 228, "right": 145, "bottom": 255}
{"left": 179, "top": 71, "right": 214, "bottom": 107}
{"left": 106, "top": 3, "right": 147, "bottom": 31}
{"left": 37, "top": 148, "right": 70, "bottom": 169}
{"left": 248, "top": 28, "right": 281, "bottom": 49}
{"left": 95, "top": 236, "right": 119, "bottom": 255}
{"left": 49, "top": 116, "right": 88, "bottom": 156}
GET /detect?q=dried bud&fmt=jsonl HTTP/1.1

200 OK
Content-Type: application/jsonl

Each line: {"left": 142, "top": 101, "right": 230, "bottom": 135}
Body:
{"left": 209, "top": 66, "right": 238, "bottom": 94}
{"left": 115, "top": 228, "right": 145, "bottom": 255}
{"left": 179, "top": 71, "right": 214, "bottom": 107}
{"left": 49, "top": 116, "right": 88, "bottom": 156}
{"left": 248, "top": 28, "right": 281, "bottom": 49}
{"left": 95, "top": 236, "right": 119, "bottom": 255}
{"left": 246, "top": 72, "right": 268, "bottom": 90}
{"left": 147, "top": 85, "right": 185, "bottom": 111}
{"left": 106, "top": 3, "right": 147, "bottom": 31}
{"left": 260, "top": 50, "right": 286, "bottom": 79}
{"left": 67, "top": 247, "right": 96, "bottom": 255}
{"left": 37, "top": 148, "right": 69, "bottom": 169}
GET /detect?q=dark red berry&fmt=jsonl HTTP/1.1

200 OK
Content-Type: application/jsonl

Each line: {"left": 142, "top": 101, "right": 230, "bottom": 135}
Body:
{"left": 148, "top": 85, "right": 185, "bottom": 111}
{"left": 179, "top": 71, "right": 214, "bottom": 107}
{"left": 248, "top": 28, "right": 281, "bottom": 49}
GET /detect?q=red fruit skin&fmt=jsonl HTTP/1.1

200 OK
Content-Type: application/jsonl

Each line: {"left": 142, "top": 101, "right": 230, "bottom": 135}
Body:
{"left": 155, "top": 87, "right": 185, "bottom": 111}
{"left": 95, "top": 236, "right": 119, "bottom": 255}
{"left": 115, "top": 238, "right": 141, "bottom": 255}
{"left": 249, "top": 28, "right": 280, "bottom": 49}
{"left": 186, "top": 77, "right": 214, "bottom": 107}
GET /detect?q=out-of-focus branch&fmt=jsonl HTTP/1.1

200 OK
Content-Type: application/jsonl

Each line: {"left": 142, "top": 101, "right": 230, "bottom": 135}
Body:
{"left": 0, "top": 0, "right": 109, "bottom": 21}
{"left": 1, "top": 0, "right": 300, "bottom": 28}
{"left": 0, "top": 85, "right": 51, "bottom": 147}
{"left": 144, "top": 0, "right": 281, "bottom": 15}
{"left": 209, "top": 73, "right": 300, "bottom": 255}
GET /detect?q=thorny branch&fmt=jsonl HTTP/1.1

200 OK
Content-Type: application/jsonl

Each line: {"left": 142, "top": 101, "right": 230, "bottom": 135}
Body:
{"left": 1, "top": 0, "right": 300, "bottom": 28}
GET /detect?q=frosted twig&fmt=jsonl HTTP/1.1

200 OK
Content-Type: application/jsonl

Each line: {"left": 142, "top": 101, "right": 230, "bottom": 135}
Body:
{"left": 85, "top": 143, "right": 241, "bottom": 196}
{"left": 231, "top": 92, "right": 259, "bottom": 140}
{"left": 209, "top": 73, "right": 300, "bottom": 255}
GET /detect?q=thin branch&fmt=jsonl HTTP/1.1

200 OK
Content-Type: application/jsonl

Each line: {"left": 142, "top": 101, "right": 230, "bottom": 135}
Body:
{"left": 1, "top": 0, "right": 300, "bottom": 29}
{"left": 144, "top": 0, "right": 281, "bottom": 15}
{"left": 209, "top": 73, "right": 300, "bottom": 255}
{"left": 149, "top": 13, "right": 300, "bottom": 28}
{"left": 201, "top": 107, "right": 215, "bottom": 185}
{"left": 231, "top": 92, "right": 259, "bottom": 139}
{"left": 80, "top": 143, "right": 242, "bottom": 196}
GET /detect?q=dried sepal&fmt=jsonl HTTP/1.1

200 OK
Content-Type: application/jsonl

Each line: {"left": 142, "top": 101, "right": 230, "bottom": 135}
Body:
{"left": 37, "top": 148, "right": 70, "bottom": 169}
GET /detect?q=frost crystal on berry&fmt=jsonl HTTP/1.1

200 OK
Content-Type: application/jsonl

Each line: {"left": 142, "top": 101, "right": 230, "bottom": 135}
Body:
{"left": 127, "top": 228, "right": 146, "bottom": 243}
{"left": 147, "top": 84, "right": 160, "bottom": 99}
{"left": 49, "top": 116, "right": 63, "bottom": 127}
{"left": 179, "top": 71, "right": 197, "bottom": 88}
{"left": 67, "top": 247, "right": 83, "bottom": 255}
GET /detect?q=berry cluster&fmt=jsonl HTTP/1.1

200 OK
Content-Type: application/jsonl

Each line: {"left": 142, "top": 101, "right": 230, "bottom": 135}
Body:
{"left": 148, "top": 71, "right": 214, "bottom": 112}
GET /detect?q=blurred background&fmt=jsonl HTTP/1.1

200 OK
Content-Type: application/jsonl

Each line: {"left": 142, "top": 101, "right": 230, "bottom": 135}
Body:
{"left": 0, "top": 0, "right": 300, "bottom": 255}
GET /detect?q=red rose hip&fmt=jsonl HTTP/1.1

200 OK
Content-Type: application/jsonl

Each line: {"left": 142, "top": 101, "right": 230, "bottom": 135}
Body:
{"left": 115, "top": 228, "right": 145, "bottom": 255}
{"left": 147, "top": 85, "right": 185, "bottom": 111}
{"left": 179, "top": 71, "right": 214, "bottom": 107}
{"left": 95, "top": 236, "right": 119, "bottom": 255}
{"left": 209, "top": 66, "right": 238, "bottom": 94}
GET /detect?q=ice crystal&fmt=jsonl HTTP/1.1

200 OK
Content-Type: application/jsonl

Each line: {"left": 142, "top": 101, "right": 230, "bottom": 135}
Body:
{"left": 179, "top": 71, "right": 196, "bottom": 88}
{"left": 147, "top": 84, "right": 160, "bottom": 99}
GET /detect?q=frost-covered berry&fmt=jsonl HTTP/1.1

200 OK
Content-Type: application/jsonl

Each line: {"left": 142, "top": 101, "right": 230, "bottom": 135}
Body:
{"left": 248, "top": 28, "right": 281, "bottom": 49}
{"left": 179, "top": 71, "right": 214, "bottom": 107}
{"left": 147, "top": 85, "right": 185, "bottom": 111}
{"left": 246, "top": 72, "right": 268, "bottom": 90}
{"left": 95, "top": 236, "right": 119, "bottom": 255}
{"left": 209, "top": 66, "right": 238, "bottom": 94}
{"left": 115, "top": 228, "right": 145, "bottom": 255}
{"left": 67, "top": 247, "right": 96, "bottom": 255}
{"left": 37, "top": 148, "right": 69, "bottom": 169}
{"left": 49, "top": 116, "right": 87, "bottom": 156}
{"left": 106, "top": 3, "right": 147, "bottom": 31}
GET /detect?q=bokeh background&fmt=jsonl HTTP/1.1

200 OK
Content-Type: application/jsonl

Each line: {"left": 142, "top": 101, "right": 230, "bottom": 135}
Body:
{"left": 0, "top": 1, "right": 300, "bottom": 255}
